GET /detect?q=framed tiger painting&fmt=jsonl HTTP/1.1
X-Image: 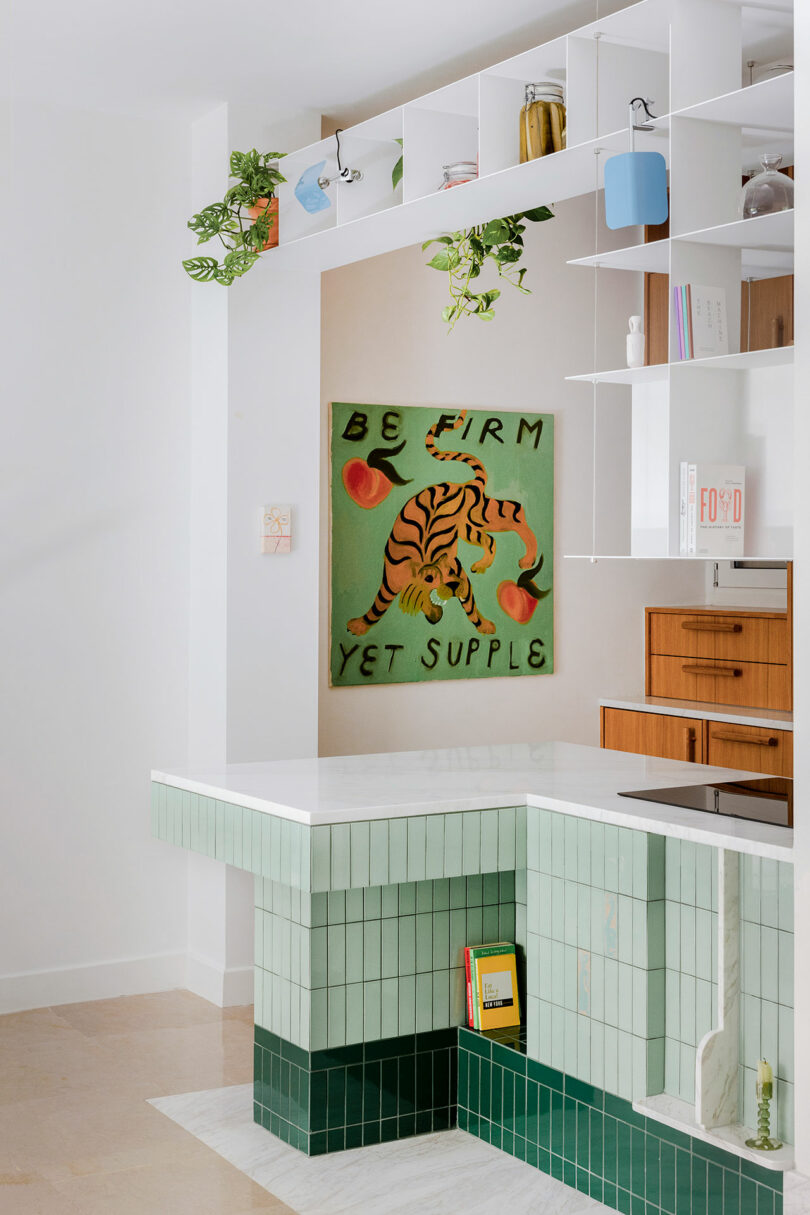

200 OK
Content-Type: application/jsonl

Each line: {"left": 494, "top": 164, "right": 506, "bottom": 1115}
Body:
{"left": 329, "top": 402, "right": 554, "bottom": 687}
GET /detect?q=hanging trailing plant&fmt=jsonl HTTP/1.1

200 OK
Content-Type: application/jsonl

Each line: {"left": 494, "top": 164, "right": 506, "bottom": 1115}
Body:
{"left": 423, "top": 206, "right": 554, "bottom": 328}
{"left": 182, "top": 149, "right": 287, "bottom": 286}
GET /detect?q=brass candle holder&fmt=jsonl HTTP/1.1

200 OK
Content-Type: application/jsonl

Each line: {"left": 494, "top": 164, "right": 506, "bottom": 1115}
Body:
{"left": 745, "top": 1063, "right": 782, "bottom": 1152}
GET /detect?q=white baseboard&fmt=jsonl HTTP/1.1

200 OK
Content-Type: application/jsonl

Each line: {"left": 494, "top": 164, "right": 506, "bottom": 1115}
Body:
{"left": 0, "top": 952, "right": 187, "bottom": 1015}
{"left": 185, "top": 953, "right": 254, "bottom": 1008}
{"left": 0, "top": 952, "right": 254, "bottom": 1015}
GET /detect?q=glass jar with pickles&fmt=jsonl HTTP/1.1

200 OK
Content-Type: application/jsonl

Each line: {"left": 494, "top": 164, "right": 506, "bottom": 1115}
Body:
{"left": 520, "top": 82, "right": 566, "bottom": 162}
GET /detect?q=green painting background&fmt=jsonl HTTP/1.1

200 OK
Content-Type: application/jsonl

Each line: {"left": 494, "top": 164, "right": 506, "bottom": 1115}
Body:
{"left": 330, "top": 402, "right": 554, "bottom": 687}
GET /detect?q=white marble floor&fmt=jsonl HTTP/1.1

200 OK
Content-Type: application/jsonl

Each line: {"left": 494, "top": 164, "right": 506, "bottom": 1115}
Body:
{"left": 150, "top": 1085, "right": 613, "bottom": 1215}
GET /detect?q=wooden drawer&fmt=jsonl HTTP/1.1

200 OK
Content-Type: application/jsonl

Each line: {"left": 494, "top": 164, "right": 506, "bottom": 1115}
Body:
{"left": 648, "top": 655, "right": 791, "bottom": 712}
{"left": 707, "top": 722, "right": 793, "bottom": 777}
{"left": 601, "top": 708, "right": 705, "bottom": 764}
{"left": 648, "top": 611, "right": 789, "bottom": 665}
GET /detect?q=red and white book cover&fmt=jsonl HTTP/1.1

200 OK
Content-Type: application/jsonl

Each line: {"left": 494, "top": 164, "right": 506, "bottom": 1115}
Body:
{"left": 688, "top": 464, "right": 745, "bottom": 557}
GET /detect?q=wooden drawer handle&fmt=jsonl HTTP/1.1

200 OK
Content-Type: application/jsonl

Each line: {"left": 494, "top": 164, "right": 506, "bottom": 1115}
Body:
{"left": 684, "top": 726, "right": 696, "bottom": 762}
{"left": 712, "top": 730, "right": 778, "bottom": 747}
{"left": 682, "top": 664, "right": 741, "bottom": 678}
{"left": 681, "top": 621, "right": 743, "bottom": 633}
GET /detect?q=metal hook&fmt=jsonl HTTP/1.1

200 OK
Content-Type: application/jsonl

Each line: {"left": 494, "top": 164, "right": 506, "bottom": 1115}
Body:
{"left": 318, "top": 128, "right": 363, "bottom": 189}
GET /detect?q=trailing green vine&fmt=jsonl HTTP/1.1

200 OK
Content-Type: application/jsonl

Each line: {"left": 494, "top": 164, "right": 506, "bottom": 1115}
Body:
{"left": 423, "top": 206, "right": 554, "bottom": 328}
{"left": 182, "top": 149, "right": 287, "bottom": 286}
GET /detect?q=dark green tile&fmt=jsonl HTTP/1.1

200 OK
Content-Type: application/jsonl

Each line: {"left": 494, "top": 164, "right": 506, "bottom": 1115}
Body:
{"left": 514, "top": 1074, "right": 527, "bottom": 1139}
{"left": 654, "top": 1122, "right": 694, "bottom": 1153}
{"left": 491, "top": 1062, "right": 503, "bottom": 1126}
{"left": 477, "top": 1116, "right": 491, "bottom": 1144}
{"left": 660, "top": 1141, "right": 676, "bottom": 1215}
{"left": 526, "top": 1079, "right": 539, "bottom": 1145}
{"left": 692, "top": 1137, "right": 739, "bottom": 1171}
{"left": 495, "top": 1042, "right": 527, "bottom": 1075}
{"left": 577, "top": 1103, "right": 590, "bottom": 1170}
{"left": 469, "top": 1055, "right": 480, "bottom": 1113}
{"left": 281, "top": 1038, "right": 309, "bottom": 1069}
{"left": 364, "top": 1034, "right": 415, "bottom": 1062}
{"left": 550, "top": 1153, "right": 563, "bottom": 1181}
{"left": 617, "top": 1121, "right": 632, "bottom": 1191}
{"left": 590, "top": 1107, "right": 604, "bottom": 1177}
{"left": 757, "top": 1185, "right": 775, "bottom": 1215}
{"left": 632, "top": 1195, "right": 645, "bottom": 1215}
{"left": 433, "top": 1049, "right": 450, "bottom": 1109}
{"left": 577, "top": 1166, "right": 590, "bottom": 1194}
{"left": 590, "top": 1175, "right": 604, "bottom": 1204}
{"left": 538, "top": 1146, "right": 551, "bottom": 1175}
{"left": 631, "top": 1127, "right": 646, "bottom": 1198}
{"left": 566, "top": 1075, "right": 603, "bottom": 1108}
{"left": 604, "top": 1114, "right": 618, "bottom": 1185}
{"left": 398, "top": 1056, "right": 415, "bottom": 1116}
{"left": 563, "top": 1096, "right": 577, "bottom": 1164}
{"left": 254, "top": 1025, "right": 281, "bottom": 1053}
{"left": 564, "top": 1159, "right": 576, "bottom": 1190}
{"left": 310, "top": 1070, "right": 327, "bottom": 1133}
{"left": 527, "top": 1058, "right": 564, "bottom": 1092}
{"left": 604, "top": 1181, "right": 618, "bottom": 1210}
{"left": 691, "top": 1154, "right": 707, "bottom": 1215}
{"left": 311, "top": 1043, "right": 363, "bottom": 1070}
{"left": 741, "top": 1177, "right": 759, "bottom": 1215}
{"left": 345, "top": 1064, "right": 363, "bottom": 1125}
{"left": 380, "top": 1056, "right": 398, "bottom": 1119}
{"left": 362, "top": 1121, "right": 380, "bottom": 1146}
{"left": 707, "top": 1163, "right": 723, "bottom": 1213}
{"left": 344, "top": 1123, "right": 363, "bottom": 1150}
{"left": 742, "top": 1159, "right": 783, "bottom": 1191}
{"left": 605, "top": 1092, "right": 647, "bottom": 1131}
{"left": 503, "top": 1129, "right": 514, "bottom": 1156}
{"left": 618, "top": 1184, "right": 632, "bottom": 1213}
{"left": 433, "top": 1107, "right": 451, "bottom": 1132}
{"left": 416, "top": 1051, "right": 432, "bottom": 1112}
{"left": 363, "top": 1061, "right": 381, "bottom": 1122}
{"left": 490, "top": 1122, "right": 501, "bottom": 1150}
{"left": 514, "top": 1134, "right": 527, "bottom": 1162}
{"left": 327, "top": 1068, "right": 345, "bottom": 1129}
{"left": 675, "top": 1148, "right": 691, "bottom": 1215}
{"left": 463, "top": 1031, "right": 492, "bottom": 1059}
{"left": 645, "top": 1133, "right": 660, "bottom": 1207}
{"left": 503, "top": 1068, "right": 516, "bottom": 1135}
{"left": 327, "top": 1126, "right": 345, "bottom": 1153}
{"left": 480, "top": 1058, "right": 492, "bottom": 1121}
{"left": 399, "top": 1112, "right": 416, "bottom": 1138}
{"left": 458, "top": 1049, "right": 469, "bottom": 1109}
{"left": 309, "top": 1130, "right": 327, "bottom": 1155}
{"left": 724, "top": 1169, "right": 740, "bottom": 1215}
{"left": 380, "top": 1116, "right": 398, "bottom": 1143}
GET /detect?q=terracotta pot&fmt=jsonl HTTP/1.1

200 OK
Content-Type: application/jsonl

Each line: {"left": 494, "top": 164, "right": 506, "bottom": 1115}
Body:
{"left": 247, "top": 196, "right": 279, "bottom": 249}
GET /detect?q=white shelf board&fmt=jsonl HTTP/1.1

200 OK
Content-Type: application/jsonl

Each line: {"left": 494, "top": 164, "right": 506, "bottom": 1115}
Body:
{"left": 569, "top": 346, "right": 793, "bottom": 383}
{"left": 564, "top": 554, "right": 792, "bottom": 561}
{"left": 260, "top": 126, "right": 661, "bottom": 274}
{"left": 568, "top": 240, "right": 668, "bottom": 275}
{"left": 677, "top": 209, "right": 793, "bottom": 251}
{"left": 634, "top": 1093, "right": 794, "bottom": 1172}
{"left": 663, "top": 72, "right": 794, "bottom": 131}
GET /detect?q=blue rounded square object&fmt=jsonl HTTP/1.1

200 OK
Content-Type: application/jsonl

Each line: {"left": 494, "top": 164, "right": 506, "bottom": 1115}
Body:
{"left": 604, "top": 150, "right": 668, "bottom": 230}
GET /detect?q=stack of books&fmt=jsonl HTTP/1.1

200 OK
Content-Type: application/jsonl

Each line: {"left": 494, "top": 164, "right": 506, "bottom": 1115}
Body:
{"left": 673, "top": 284, "right": 729, "bottom": 359}
{"left": 464, "top": 942, "right": 520, "bottom": 1031}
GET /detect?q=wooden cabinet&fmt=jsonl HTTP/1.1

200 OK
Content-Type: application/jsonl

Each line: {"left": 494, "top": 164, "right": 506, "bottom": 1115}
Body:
{"left": 706, "top": 721, "right": 793, "bottom": 777}
{"left": 601, "top": 707, "right": 705, "bottom": 764}
{"left": 646, "top": 606, "right": 792, "bottom": 712}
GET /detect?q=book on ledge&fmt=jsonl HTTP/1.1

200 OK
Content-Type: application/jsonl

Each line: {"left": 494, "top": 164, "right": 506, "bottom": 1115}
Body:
{"left": 679, "top": 462, "right": 745, "bottom": 557}
{"left": 464, "top": 942, "right": 520, "bottom": 1030}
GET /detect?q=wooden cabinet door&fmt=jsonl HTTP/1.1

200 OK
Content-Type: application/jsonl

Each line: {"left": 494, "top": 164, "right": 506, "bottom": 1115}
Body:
{"left": 601, "top": 708, "right": 705, "bottom": 763}
{"left": 707, "top": 722, "right": 793, "bottom": 777}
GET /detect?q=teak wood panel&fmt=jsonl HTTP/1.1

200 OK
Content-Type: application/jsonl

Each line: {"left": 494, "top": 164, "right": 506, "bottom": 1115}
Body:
{"left": 707, "top": 721, "right": 793, "bottom": 778}
{"left": 644, "top": 272, "right": 670, "bottom": 366}
{"left": 647, "top": 611, "right": 790, "bottom": 665}
{"left": 741, "top": 274, "right": 794, "bottom": 352}
{"left": 647, "top": 654, "right": 791, "bottom": 712}
{"left": 601, "top": 707, "right": 706, "bottom": 764}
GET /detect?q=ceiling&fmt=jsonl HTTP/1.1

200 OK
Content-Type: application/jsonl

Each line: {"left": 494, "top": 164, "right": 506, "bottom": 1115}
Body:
{"left": 7, "top": 0, "right": 614, "bottom": 125}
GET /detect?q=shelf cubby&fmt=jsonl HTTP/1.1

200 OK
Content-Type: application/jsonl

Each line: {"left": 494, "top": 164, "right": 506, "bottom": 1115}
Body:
{"left": 478, "top": 37, "right": 567, "bottom": 178}
{"left": 402, "top": 78, "right": 479, "bottom": 204}
{"left": 276, "top": 139, "right": 339, "bottom": 245}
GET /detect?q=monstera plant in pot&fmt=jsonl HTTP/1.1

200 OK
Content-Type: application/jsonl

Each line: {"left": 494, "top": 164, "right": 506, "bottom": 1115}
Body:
{"left": 183, "top": 149, "right": 286, "bottom": 286}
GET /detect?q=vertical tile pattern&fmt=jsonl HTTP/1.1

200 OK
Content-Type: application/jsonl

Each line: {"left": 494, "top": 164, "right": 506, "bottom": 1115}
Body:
{"left": 526, "top": 809, "right": 665, "bottom": 1101}
{"left": 739, "top": 857, "right": 794, "bottom": 1142}
{"left": 457, "top": 1026, "right": 783, "bottom": 1215}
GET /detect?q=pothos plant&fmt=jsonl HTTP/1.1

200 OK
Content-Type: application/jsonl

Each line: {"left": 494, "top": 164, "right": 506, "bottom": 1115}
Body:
{"left": 423, "top": 206, "right": 554, "bottom": 328}
{"left": 182, "top": 149, "right": 287, "bottom": 286}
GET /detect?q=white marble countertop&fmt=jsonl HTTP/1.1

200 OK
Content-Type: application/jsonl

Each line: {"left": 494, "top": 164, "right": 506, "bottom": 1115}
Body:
{"left": 152, "top": 742, "right": 792, "bottom": 861}
{"left": 600, "top": 695, "right": 793, "bottom": 731}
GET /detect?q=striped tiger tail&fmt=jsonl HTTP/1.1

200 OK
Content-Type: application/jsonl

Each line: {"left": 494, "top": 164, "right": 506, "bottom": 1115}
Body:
{"left": 424, "top": 410, "right": 487, "bottom": 486}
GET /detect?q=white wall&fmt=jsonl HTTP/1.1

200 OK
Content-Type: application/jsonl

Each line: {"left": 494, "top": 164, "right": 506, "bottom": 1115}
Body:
{"left": 0, "top": 100, "right": 192, "bottom": 1011}
{"left": 319, "top": 194, "right": 707, "bottom": 756}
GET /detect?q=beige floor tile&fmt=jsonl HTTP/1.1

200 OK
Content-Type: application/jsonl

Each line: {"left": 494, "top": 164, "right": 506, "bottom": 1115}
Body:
{"left": 55, "top": 991, "right": 246, "bottom": 1038}
{"left": 0, "top": 1169, "right": 82, "bottom": 1214}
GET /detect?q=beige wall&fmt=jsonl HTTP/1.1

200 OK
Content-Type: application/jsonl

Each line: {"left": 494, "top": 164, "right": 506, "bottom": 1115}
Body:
{"left": 319, "top": 194, "right": 706, "bottom": 757}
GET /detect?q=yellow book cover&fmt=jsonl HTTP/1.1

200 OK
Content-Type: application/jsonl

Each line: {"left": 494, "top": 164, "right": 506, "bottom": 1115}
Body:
{"left": 474, "top": 951, "right": 520, "bottom": 1030}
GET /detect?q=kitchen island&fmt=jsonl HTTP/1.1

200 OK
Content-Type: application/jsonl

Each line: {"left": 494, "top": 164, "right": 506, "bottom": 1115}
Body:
{"left": 152, "top": 742, "right": 794, "bottom": 1212}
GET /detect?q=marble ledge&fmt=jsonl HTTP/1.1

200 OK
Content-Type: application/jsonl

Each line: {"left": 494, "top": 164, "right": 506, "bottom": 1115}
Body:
{"left": 152, "top": 741, "right": 793, "bottom": 863}
{"left": 600, "top": 695, "right": 793, "bottom": 732}
{"left": 634, "top": 1093, "right": 795, "bottom": 1172}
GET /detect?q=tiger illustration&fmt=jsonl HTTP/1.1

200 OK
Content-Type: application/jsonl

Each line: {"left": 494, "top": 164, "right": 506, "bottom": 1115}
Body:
{"left": 347, "top": 412, "right": 538, "bottom": 636}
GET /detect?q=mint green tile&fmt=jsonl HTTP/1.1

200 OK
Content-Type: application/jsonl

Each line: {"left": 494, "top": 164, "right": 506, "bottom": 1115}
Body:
{"left": 590, "top": 1020, "right": 605, "bottom": 1090}
{"left": 534, "top": 872, "right": 551, "bottom": 938}
{"left": 578, "top": 1015, "right": 591, "bottom": 1083}
{"left": 330, "top": 824, "right": 351, "bottom": 891}
{"left": 550, "top": 875, "right": 564, "bottom": 942}
{"left": 480, "top": 811, "right": 499, "bottom": 871}
{"left": 425, "top": 815, "right": 445, "bottom": 880}
{"left": 645, "top": 1036, "right": 665, "bottom": 1097}
{"left": 527, "top": 809, "right": 540, "bottom": 872}
{"left": 449, "top": 875, "right": 466, "bottom": 909}
{"left": 388, "top": 818, "right": 407, "bottom": 884}
{"left": 537, "top": 808, "right": 552, "bottom": 875}
{"left": 577, "top": 818, "right": 591, "bottom": 886}
{"left": 761, "top": 925, "right": 779, "bottom": 1001}
{"left": 742, "top": 993, "right": 760, "bottom": 1069}
{"left": 251, "top": 812, "right": 262, "bottom": 876}
{"left": 603, "top": 891, "right": 618, "bottom": 959}
{"left": 262, "top": 912, "right": 273, "bottom": 972}
{"left": 779, "top": 929, "right": 794, "bottom": 1008}
{"left": 779, "top": 1080, "right": 794, "bottom": 1142}
{"left": 310, "top": 987, "right": 327, "bottom": 1051}
{"left": 550, "top": 1004, "right": 565, "bottom": 1071}
{"left": 604, "top": 824, "right": 619, "bottom": 892}
{"left": 618, "top": 961, "right": 634, "bottom": 1032}
{"left": 407, "top": 816, "right": 427, "bottom": 882}
{"left": 617, "top": 895, "right": 632, "bottom": 964}
{"left": 590, "top": 953, "right": 605, "bottom": 1021}
{"left": 498, "top": 807, "right": 517, "bottom": 871}
{"left": 311, "top": 826, "right": 331, "bottom": 892}
{"left": 482, "top": 903, "right": 499, "bottom": 942}
{"left": 224, "top": 802, "right": 234, "bottom": 863}
{"left": 743, "top": 921, "right": 761, "bottom": 996}
{"left": 310, "top": 891, "right": 328, "bottom": 928}
{"left": 693, "top": 844, "right": 712, "bottom": 911}
{"left": 680, "top": 904, "right": 696, "bottom": 976}
{"left": 761, "top": 859, "right": 779, "bottom": 929}
{"left": 680, "top": 973, "right": 696, "bottom": 1046}
{"left": 648, "top": 833, "right": 666, "bottom": 902}
{"left": 482, "top": 871, "right": 500, "bottom": 905}
{"left": 415, "top": 912, "right": 433, "bottom": 973}
{"left": 564, "top": 816, "right": 578, "bottom": 881}
{"left": 577, "top": 885, "right": 590, "bottom": 950}
{"left": 466, "top": 905, "right": 483, "bottom": 948}
{"left": 346, "top": 982, "right": 364, "bottom": 1044}
{"left": 327, "top": 924, "right": 346, "bottom": 986}
{"left": 550, "top": 812, "right": 566, "bottom": 879}
{"left": 381, "top": 977, "right": 398, "bottom": 1038}
{"left": 528, "top": 932, "right": 544, "bottom": 999}
{"left": 564, "top": 1008, "right": 579, "bottom": 1075}
{"left": 679, "top": 1042, "right": 695, "bottom": 1102}
{"left": 381, "top": 884, "right": 398, "bottom": 917}
{"left": 327, "top": 890, "right": 346, "bottom": 923}
{"left": 363, "top": 885, "right": 381, "bottom": 920}
{"left": 695, "top": 977, "right": 712, "bottom": 1044}
{"left": 349, "top": 821, "right": 370, "bottom": 888}
{"left": 462, "top": 811, "right": 481, "bottom": 875}
{"left": 327, "top": 985, "right": 346, "bottom": 1047}
{"left": 449, "top": 908, "right": 467, "bottom": 967}
{"left": 298, "top": 925, "right": 309, "bottom": 987}
{"left": 778, "top": 862, "right": 794, "bottom": 933}
{"left": 416, "top": 879, "right": 433, "bottom": 913}
{"left": 399, "top": 915, "right": 415, "bottom": 975}
{"left": 695, "top": 909, "right": 712, "bottom": 982}
{"left": 603, "top": 1025, "right": 618, "bottom": 1096}
{"left": 399, "top": 974, "right": 416, "bottom": 1034}
{"left": 369, "top": 819, "right": 389, "bottom": 887}
{"left": 346, "top": 922, "right": 363, "bottom": 984}
{"left": 761, "top": 998, "right": 778, "bottom": 1065}
{"left": 516, "top": 807, "right": 527, "bottom": 868}
{"left": 254, "top": 908, "right": 264, "bottom": 966}
{"left": 399, "top": 881, "right": 416, "bottom": 915}
{"left": 466, "top": 873, "right": 483, "bottom": 907}
{"left": 577, "top": 949, "right": 591, "bottom": 1014}
{"left": 213, "top": 798, "right": 225, "bottom": 858}
{"left": 290, "top": 885, "right": 302, "bottom": 925}
{"left": 381, "top": 917, "right": 398, "bottom": 978}
{"left": 515, "top": 865, "right": 527, "bottom": 905}
{"left": 366, "top": 972, "right": 381, "bottom": 1040}
{"left": 550, "top": 939, "right": 565, "bottom": 1006}
{"left": 444, "top": 813, "right": 463, "bottom": 877}
{"left": 778, "top": 1004, "right": 794, "bottom": 1081}
{"left": 346, "top": 888, "right": 364, "bottom": 922}
{"left": 589, "top": 887, "right": 603, "bottom": 956}
{"left": 679, "top": 841, "right": 696, "bottom": 906}
{"left": 433, "top": 968, "right": 450, "bottom": 1028}
{"left": 432, "top": 909, "right": 450, "bottom": 970}
{"left": 430, "top": 877, "right": 448, "bottom": 911}
{"left": 665, "top": 837, "right": 680, "bottom": 901}
{"left": 280, "top": 819, "right": 292, "bottom": 886}
{"left": 299, "top": 827, "right": 310, "bottom": 891}
{"left": 617, "top": 1031, "right": 633, "bottom": 1101}
{"left": 416, "top": 972, "right": 433, "bottom": 1032}
{"left": 563, "top": 881, "right": 577, "bottom": 947}
{"left": 516, "top": 901, "right": 526, "bottom": 948}
{"left": 617, "top": 829, "right": 633, "bottom": 895}
{"left": 590, "top": 822, "right": 605, "bottom": 891}
{"left": 564, "top": 944, "right": 577, "bottom": 1010}
{"left": 631, "top": 831, "right": 649, "bottom": 901}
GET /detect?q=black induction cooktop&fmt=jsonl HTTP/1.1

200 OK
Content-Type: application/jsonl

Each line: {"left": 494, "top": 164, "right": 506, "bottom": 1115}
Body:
{"left": 618, "top": 778, "right": 792, "bottom": 827}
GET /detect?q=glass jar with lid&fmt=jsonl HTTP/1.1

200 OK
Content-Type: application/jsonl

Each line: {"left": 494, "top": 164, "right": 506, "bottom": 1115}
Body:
{"left": 738, "top": 154, "right": 794, "bottom": 219}
{"left": 520, "top": 82, "right": 566, "bottom": 162}
{"left": 438, "top": 161, "right": 478, "bottom": 190}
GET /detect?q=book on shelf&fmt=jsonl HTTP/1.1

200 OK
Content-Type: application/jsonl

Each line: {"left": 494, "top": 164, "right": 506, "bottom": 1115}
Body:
{"left": 464, "top": 942, "right": 520, "bottom": 1031}
{"left": 673, "top": 284, "right": 728, "bottom": 360}
{"left": 679, "top": 463, "right": 745, "bottom": 557}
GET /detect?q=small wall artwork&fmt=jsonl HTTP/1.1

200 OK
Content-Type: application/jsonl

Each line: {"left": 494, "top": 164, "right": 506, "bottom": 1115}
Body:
{"left": 330, "top": 402, "right": 554, "bottom": 687}
{"left": 261, "top": 505, "right": 292, "bottom": 554}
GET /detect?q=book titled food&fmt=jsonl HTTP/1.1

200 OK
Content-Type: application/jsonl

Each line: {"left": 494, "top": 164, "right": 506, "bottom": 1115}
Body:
{"left": 679, "top": 463, "right": 745, "bottom": 557}
{"left": 464, "top": 942, "right": 520, "bottom": 1030}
